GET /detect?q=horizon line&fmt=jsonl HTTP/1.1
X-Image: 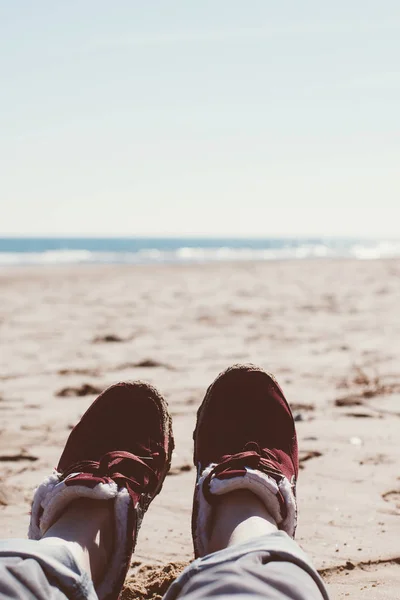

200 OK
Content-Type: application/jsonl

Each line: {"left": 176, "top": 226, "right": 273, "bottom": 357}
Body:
{"left": 0, "top": 233, "right": 397, "bottom": 241}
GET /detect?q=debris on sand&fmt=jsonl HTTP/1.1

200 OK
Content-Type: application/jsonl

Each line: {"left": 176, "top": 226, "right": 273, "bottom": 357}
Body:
{"left": 299, "top": 450, "right": 322, "bottom": 469}
{"left": 335, "top": 396, "right": 364, "bottom": 407}
{"left": 0, "top": 451, "right": 38, "bottom": 462}
{"left": 336, "top": 366, "right": 400, "bottom": 402}
{"left": 134, "top": 359, "right": 172, "bottom": 369}
{"left": 116, "top": 359, "right": 174, "bottom": 370}
{"left": 0, "top": 489, "right": 9, "bottom": 505}
{"left": 56, "top": 383, "right": 103, "bottom": 397}
{"left": 93, "top": 334, "right": 124, "bottom": 343}
{"left": 290, "top": 402, "right": 315, "bottom": 412}
{"left": 167, "top": 464, "right": 192, "bottom": 476}
{"left": 58, "top": 368, "right": 99, "bottom": 376}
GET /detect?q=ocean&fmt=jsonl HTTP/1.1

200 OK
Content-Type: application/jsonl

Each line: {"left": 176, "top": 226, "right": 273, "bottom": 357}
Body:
{"left": 0, "top": 237, "right": 399, "bottom": 266}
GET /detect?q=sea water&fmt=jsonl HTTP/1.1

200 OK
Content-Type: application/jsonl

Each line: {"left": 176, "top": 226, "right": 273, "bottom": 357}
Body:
{"left": 0, "top": 237, "right": 399, "bottom": 266}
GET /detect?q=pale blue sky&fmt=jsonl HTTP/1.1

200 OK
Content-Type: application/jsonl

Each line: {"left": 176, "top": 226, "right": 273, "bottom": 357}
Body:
{"left": 1, "top": 1, "right": 399, "bottom": 236}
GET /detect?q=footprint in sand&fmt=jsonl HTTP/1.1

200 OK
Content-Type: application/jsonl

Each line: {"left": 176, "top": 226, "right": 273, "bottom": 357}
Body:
{"left": 382, "top": 490, "right": 400, "bottom": 514}
{"left": 299, "top": 450, "right": 322, "bottom": 469}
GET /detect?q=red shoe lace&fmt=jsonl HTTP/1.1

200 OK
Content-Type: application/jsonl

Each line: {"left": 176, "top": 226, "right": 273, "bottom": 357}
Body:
{"left": 62, "top": 446, "right": 163, "bottom": 501}
{"left": 202, "top": 442, "right": 283, "bottom": 504}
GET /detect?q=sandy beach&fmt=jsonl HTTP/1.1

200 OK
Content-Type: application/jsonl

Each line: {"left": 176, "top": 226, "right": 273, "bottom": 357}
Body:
{"left": 1, "top": 259, "right": 399, "bottom": 599}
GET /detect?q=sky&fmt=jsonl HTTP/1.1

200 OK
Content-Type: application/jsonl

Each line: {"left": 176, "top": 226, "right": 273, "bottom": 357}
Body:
{"left": 1, "top": 1, "right": 399, "bottom": 237}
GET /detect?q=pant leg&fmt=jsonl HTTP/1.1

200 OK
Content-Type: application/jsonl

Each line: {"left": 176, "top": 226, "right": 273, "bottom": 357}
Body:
{"left": 0, "top": 539, "right": 97, "bottom": 600}
{"left": 164, "top": 532, "right": 330, "bottom": 600}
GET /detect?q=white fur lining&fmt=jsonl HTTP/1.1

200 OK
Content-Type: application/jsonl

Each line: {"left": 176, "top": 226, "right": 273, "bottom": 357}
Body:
{"left": 29, "top": 471, "right": 131, "bottom": 600}
{"left": 194, "top": 464, "right": 297, "bottom": 556}
{"left": 278, "top": 476, "right": 297, "bottom": 538}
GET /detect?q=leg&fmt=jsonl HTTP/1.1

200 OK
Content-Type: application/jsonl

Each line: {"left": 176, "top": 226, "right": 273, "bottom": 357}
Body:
{"left": 24, "top": 381, "right": 173, "bottom": 600}
{"left": 40, "top": 498, "right": 114, "bottom": 585}
{"left": 177, "top": 490, "right": 327, "bottom": 600}
{"left": 0, "top": 499, "right": 113, "bottom": 599}
{"left": 166, "top": 507, "right": 328, "bottom": 600}
{"left": 171, "top": 544, "right": 327, "bottom": 600}
{"left": 0, "top": 538, "right": 97, "bottom": 600}
{"left": 208, "top": 489, "right": 277, "bottom": 553}
{"left": 165, "top": 364, "right": 330, "bottom": 600}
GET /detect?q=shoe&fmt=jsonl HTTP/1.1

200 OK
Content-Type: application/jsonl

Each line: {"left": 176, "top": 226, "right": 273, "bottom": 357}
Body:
{"left": 192, "top": 364, "right": 298, "bottom": 557}
{"left": 29, "top": 381, "right": 174, "bottom": 600}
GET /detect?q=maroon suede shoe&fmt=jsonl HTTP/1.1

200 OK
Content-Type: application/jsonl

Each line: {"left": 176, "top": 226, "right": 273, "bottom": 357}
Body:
{"left": 29, "top": 381, "right": 174, "bottom": 600}
{"left": 192, "top": 364, "right": 298, "bottom": 557}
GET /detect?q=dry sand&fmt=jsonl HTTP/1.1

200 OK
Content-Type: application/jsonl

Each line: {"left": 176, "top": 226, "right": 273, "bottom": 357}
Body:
{"left": 0, "top": 259, "right": 399, "bottom": 599}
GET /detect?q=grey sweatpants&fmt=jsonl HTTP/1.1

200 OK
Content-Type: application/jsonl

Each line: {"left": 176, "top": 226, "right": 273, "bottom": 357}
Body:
{"left": 0, "top": 533, "right": 329, "bottom": 600}
{"left": 164, "top": 533, "right": 329, "bottom": 600}
{"left": 0, "top": 540, "right": 96, "bottom": 600}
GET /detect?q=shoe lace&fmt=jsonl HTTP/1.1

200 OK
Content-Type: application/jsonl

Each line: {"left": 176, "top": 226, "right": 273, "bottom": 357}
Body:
{"left": 62, "top": 445, "right": 164, "bottom": 500}
{"left": 202, "top": 441, "right": 282, "bottom": 503}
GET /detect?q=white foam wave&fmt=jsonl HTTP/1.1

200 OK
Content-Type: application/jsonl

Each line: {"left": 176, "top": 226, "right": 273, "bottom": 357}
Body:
{"left": 351, "top": 241, "right": 400, "bottom": 260}
{"left": 1, "top": 241, "right": 400, "bottom": 266}
{"left": 0, "top": 250, "right": 94, "bottom": 265}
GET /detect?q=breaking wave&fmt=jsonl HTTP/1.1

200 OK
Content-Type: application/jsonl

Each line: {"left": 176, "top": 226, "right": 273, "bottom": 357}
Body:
{"left": 1, "top": 239, "right": 400, "bottom": 266}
